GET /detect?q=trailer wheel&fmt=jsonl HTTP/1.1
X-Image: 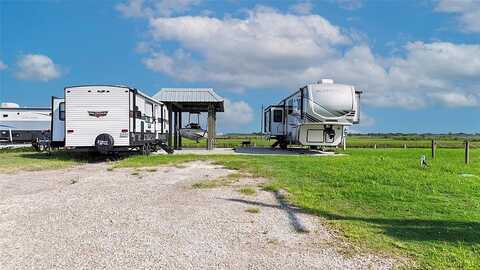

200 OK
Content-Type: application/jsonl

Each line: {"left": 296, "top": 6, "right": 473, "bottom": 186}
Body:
{"left": 95, "top": 133, "right": 114, "bottom": 155}
{"left": 279, "top": 141, "right": 288, "bottom": 149}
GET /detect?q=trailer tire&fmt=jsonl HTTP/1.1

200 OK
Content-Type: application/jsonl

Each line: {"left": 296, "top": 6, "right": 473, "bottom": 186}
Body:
{"left": 95, "top": 133, "right": 114, "bottom": 154}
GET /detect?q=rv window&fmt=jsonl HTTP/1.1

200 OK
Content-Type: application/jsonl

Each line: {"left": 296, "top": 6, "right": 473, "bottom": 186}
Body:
{"left": 2, "top": 114, "right": 7, "bottom": 118}
{"left": 59, "top": 102, "right": 65, "bottom": 121}
{"left": 145, "top": 115, "right": 151, "bottom": 123}
{"left": 136, "top": 111, "right": 142, "bottom": 119}
{"left": 287, "top": 99, "right": 293, "bottom": 114}
{"left": 273, "top": 109, "right": 283, "bottom": 122}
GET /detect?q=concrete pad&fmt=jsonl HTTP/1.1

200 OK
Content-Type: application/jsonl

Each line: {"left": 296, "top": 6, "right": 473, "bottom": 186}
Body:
{"left": 0, "top": 143, "right": 32, "bottom": 149}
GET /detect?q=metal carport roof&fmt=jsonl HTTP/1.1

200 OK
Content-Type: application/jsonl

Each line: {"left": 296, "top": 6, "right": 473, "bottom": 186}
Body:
{"left": 153, "top": 88, "right": 224, "bottom": 112}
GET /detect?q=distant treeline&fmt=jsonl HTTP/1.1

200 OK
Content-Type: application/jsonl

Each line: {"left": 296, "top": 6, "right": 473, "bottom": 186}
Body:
{"left": 223, "top": 132, "right": 480, "bottom": 140}
{"left": 348, "top": 133, "right": 480, "bottom": 141}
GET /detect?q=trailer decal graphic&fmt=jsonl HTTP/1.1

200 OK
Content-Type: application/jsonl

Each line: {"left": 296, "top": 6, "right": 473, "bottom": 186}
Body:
{"left": 88, "top": 111, "right": 108, "bottom": 118}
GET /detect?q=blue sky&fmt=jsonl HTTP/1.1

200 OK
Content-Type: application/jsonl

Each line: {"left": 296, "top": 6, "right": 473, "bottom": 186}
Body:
{"left": 1, "top": 0, "right": 480, "bottom": 133}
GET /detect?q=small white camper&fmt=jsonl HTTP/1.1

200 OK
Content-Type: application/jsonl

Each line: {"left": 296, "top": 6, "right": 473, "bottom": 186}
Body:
{"left": 0, "top": 103, "right": 51, "bottom": 143}
{"left": 263, "top": 79, "right": 361, "bottom": 149}
{"left": 52, "top": 85, "right": 171, "bottom": 154}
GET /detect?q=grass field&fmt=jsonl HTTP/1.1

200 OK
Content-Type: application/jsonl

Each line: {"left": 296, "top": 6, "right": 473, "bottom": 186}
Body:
{"left": 0, "top": 149, "right": 83, "bottom": 173}
{"left": 117, "top": 148, "right": 480, "bottom": 269}
{"left": 2, "top": 137, "right": 480, "bottom": 268}
{"left": 180, "top": 134, "right": 480, "bottom": 149}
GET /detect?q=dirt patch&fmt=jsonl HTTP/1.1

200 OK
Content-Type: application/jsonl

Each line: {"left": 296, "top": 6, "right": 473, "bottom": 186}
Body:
{"left": 0, "top": 161, "right": 399, "bottom": 269}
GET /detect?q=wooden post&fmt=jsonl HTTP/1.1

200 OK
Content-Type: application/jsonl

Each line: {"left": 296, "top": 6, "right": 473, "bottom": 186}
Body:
{"left": 403, "top": 144, "right": 407, "bottom": 149}
{"left": 207, "top": 104, "right": 215, "bottom": 150}
{"left": 374, "top": 144, "right": 377, "bottom": 149}
{"left": 167, "top": 105, "right": 173, "bottom": 147}
{"left": 431, "top": 140, "right": 436, "bottom": 159}
{"left": 173, "top": 110, "right": 178, "bottom": 149}
{"left": 213, "top": 110, "right": 216, "bottom": 147}
{"left": 178, "top": 111, "right": 182, "bottom": 150}
{"left": 465, "top": 140, "right": 470, "bottom": 165}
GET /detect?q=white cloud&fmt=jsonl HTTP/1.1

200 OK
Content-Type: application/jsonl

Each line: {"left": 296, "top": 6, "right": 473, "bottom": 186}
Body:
{"left": 126, "top": 6, "right": 480, "bottom": 109}
{"left": 290, "top": 1, "right": 313, "bottom": 15}
{"left": 116, "top": 0, "right": 201, "bottom": 18}
{"left": 0, "top": 59, "right": 7, "bottom": 70}
{"left": 436, "top": 0, "right": 480, "bottom": 33}
{"left": 217, "top": 99, "right": 254, "bottom": 129}
{"left": 359, "top": 112, "right": 375, "bottom": 127}
{"left": 347, "top": 111, "right": 375, "bottom": 133}
{"left": 335, "top": 0, "right": 362, "bottom": 10}
{"left": 116, "top": 0, "right": 146, "bottom": 18}
{"left": 15, "top": 54, "right": 61, "bottom": 81}
{"left": 430, "top": 92, "right": 478, "bottom": 107}
{"left": 143, "top": 8, "right": 349, "bottom": 89}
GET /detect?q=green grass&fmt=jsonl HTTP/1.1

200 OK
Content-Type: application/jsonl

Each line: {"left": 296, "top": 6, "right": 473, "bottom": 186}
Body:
{"left": 0, "top": 151, "right": 83, "bottom": 173}
{"left": 191, "top": 172, "right": 243, "bottom": 189}
{"left": 238, "top": 187, "right": 257, "bottom": 195}
{"left": 117, "top": 148, "right": 480, "bottom": 269}
{"left": 178, "top": 134, "right": 480, "bottom": 149}
{"left": 245, "top": 207, "right": 260, "bottom": 213}
{"left": 3, "top": 140, "right": 480, "bottom": 268}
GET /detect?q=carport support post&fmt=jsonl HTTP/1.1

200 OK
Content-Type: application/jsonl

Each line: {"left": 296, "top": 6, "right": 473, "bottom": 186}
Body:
{"left": 207, "top": 104, "right": 215, "bottom": 150}
{"left": 173, "top": 109, "right": 178, "bottom": 149}
{"left": 167, "top": 105, "right": 173, "bottom": 147}
{"left": 178, "top": 111, "right": 182, "bottom": 149}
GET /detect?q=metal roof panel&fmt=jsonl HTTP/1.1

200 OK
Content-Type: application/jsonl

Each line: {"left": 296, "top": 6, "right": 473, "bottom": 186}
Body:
{"left": 154, "top": 88, "right": 224, "bottom": 103}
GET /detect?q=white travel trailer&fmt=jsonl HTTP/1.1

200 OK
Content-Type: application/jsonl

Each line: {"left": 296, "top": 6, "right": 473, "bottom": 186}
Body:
{"left": 52, "top": 85, "right": 171, "bottom": 154}
{"left": 263, "top": 79, "right": 361, "bottom": 149}
{"left": 0, "top": 103, "right": 51, "bottom": 143}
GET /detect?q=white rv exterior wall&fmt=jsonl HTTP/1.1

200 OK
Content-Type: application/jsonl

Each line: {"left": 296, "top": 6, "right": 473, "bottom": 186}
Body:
{"left": 0, "top": 108, "right": 51, "bottom": 130}
{"left": 65, "top": 86, "right": 130, "bottom": 147}
{"left": 51, "top": 98, "right": 65, "bottom": 143}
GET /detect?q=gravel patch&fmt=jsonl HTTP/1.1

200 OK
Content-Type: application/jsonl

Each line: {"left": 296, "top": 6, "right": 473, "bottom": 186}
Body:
{"left": 0, "top": 161, "right": 398, "bottom": 269}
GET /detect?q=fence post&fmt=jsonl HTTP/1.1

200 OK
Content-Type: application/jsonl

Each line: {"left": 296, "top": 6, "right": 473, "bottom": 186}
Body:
{"left": 465, "top": 140, "right": 470, "bottom": 165}
{"left": 431, "top": 140, "right": 436, "bottom": 159}
{"left": 374, "top": 144, "right": 377, "bottom": 149}
{"left": 403, "top": 144, "right": 407, "bottom": 149}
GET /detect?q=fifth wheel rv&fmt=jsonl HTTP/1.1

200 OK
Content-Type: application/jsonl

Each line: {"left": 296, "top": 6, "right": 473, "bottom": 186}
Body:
{"left": 0, "top": 103, "right": 51, "bottom": 143}
{"left": 52, "top": 85, "right": 171, "bottom": 154}
{"left": 263, "top": 79, "right": 361, "bottom": 149}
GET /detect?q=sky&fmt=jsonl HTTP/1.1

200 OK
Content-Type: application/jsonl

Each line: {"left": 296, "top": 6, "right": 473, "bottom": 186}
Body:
{"left": 1, "top": 0, "right": 480, "bottom": 134}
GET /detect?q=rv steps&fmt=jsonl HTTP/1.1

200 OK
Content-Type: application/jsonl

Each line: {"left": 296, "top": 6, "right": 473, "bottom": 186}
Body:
{"left": 159, "top": 142, "right": 174, "bottom": 154}
{"left": 271, "top": 140, "right": 280, "bottom": 148}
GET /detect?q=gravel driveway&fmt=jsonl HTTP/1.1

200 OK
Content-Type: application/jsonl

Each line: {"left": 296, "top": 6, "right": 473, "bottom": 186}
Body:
{"left": 0, "top": 161, "right": 398, "bottom": 269}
